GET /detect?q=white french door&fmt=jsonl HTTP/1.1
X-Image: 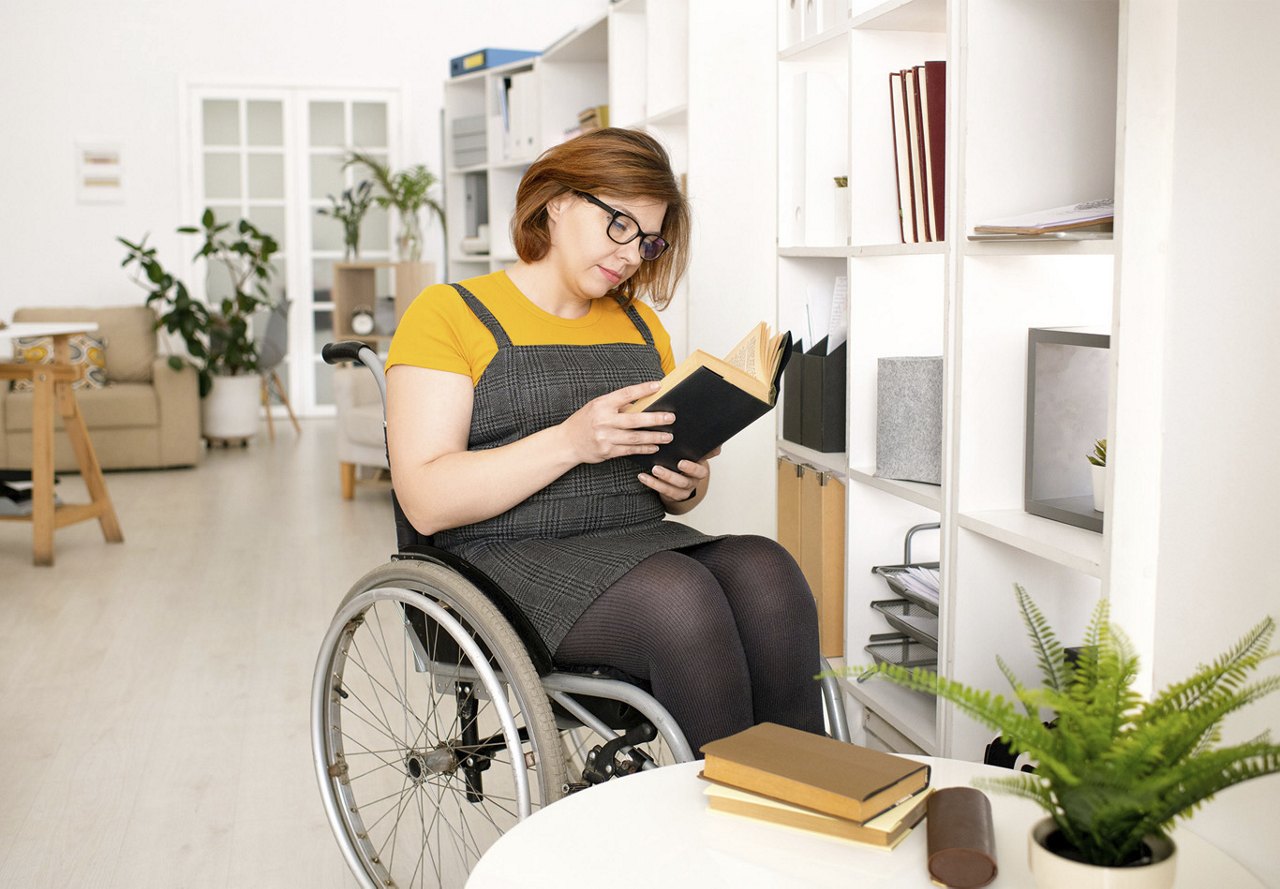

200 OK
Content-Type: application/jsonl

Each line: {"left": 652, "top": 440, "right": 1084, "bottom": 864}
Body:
{"left": 185, "top": 85, "right": 401, "bottom": 414}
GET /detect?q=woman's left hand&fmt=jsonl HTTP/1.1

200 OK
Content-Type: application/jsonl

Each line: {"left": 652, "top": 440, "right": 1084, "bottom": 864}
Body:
{"left": 638, "top": 448, "right": 720, "bottom": 509}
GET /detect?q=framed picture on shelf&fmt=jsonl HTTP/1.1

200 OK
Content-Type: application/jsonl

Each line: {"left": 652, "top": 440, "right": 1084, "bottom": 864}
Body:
{"left": 1024, "top": 327, "right": 1110, "bottom": 533}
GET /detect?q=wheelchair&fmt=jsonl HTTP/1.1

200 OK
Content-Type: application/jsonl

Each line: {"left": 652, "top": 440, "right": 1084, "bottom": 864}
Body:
{"left": 312, "top": 342, "right": 851, "bottom": 889}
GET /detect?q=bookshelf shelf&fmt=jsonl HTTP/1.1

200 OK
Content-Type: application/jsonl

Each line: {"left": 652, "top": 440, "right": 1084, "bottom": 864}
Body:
{"left": 850, "top": 242, "right": 946, "bottom": 257}
{"left": 780, "top": 26, "right": 852, "bottom": 61}
{"left": 851, "top": 0, "right": 946, "bottom": 33}
{"left": 778, "top": 246, "right": 852, "bottom": 259}
{"left": 777, "top": 440, "right": 847, "bottom": 477}
{"left": 847, "top": 466, "right": 942, "bottom": 511}
{"left": 963, "top": 236, "right": 1115, "bottom": 257}
{"left": 838, "top": 673, "right": 938, "bottom": 754}
{"left": 957, "top": 510, "right": 1104, "bottom": 578}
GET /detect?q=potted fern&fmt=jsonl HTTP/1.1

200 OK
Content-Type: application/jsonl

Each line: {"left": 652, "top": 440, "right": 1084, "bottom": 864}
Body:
{"left": 846, "top": 586, "right": 1279, "bottom": 889}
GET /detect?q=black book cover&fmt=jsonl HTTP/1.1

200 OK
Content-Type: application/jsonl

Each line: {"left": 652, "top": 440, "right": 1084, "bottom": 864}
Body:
{"left": 627, "top": 332, "right": 792, "bottom": 474}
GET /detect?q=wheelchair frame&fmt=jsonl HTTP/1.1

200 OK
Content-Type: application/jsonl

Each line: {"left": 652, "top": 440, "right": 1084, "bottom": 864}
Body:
{"left": 312, "top": 342, "right": 850, "bottom": 889}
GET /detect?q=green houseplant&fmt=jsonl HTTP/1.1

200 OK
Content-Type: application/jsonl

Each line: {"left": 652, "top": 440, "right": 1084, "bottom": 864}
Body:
{"left": 317, "top": 180, "right": 375, "bottom": 260}
{"left": 845, "top": 586, "right": 1278, "bottom": 885}
{"left": 1088, "top": 438, "right": 1107, "bottom": 512}
{"left": 344, "top": 150, "right": 445, "bottom": 262}
{"left": 119, "top": 209, "right": 279, "bottom": 398}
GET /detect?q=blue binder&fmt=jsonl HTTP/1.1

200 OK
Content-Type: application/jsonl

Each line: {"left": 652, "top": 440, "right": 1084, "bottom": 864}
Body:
{"left": 449, "top": 48, "right": 540, "bottom": 77}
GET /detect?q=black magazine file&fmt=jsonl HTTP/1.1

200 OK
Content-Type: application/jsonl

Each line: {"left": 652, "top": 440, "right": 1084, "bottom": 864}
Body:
{"left": 801, "top": 337, "right": 847, "bottom": 453}
{"left": 781, "top": 339, "right": 805, "bottom": 445}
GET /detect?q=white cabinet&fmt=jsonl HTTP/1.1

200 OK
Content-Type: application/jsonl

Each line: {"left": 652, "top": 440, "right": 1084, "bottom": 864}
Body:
{"left": 776, "top": 0, "right": 1138, "bottom": 758}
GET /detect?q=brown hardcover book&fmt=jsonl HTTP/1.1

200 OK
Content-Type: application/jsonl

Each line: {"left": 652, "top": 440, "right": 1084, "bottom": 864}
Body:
{"left": 699, "top": 722, "right": 931, "bottom": 823}
{"left": 624, "top": 322, "right": 791, "bottom": 473}
{"left": 888, "top": 71, "right": 913, "bottom": 243}
{"left": 921, "top": 60, "right": 947, "bottom": 241}
{"left": 704, "top": 781, "right": 932, "bottom": 849}
{"left": 904, "top": 67, "right": 930, "bottom": 242}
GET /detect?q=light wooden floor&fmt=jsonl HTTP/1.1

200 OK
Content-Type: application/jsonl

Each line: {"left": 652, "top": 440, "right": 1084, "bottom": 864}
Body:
{"left": 0, "top": 420, "right": 391, "bottom": 887}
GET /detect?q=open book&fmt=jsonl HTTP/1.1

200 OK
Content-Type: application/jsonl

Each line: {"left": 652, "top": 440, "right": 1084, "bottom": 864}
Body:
{"left": 624, "top": 322, "right": 792, "bottom": 472}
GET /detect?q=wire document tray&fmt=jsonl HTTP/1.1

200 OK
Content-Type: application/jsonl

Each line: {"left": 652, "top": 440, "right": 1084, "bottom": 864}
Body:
{"left": 871, "top": 599, "right": 939, "bottom": 648}
{"left": 871, "top": 522, "right": 941, "bottom": 613}
{"left": 862, "top": 632, "right": 938, "bottom": 676}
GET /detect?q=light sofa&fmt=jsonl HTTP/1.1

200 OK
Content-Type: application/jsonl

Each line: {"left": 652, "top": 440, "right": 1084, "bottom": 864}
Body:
{"left": 1, "top": 305, "right": 201, "bottom": 471}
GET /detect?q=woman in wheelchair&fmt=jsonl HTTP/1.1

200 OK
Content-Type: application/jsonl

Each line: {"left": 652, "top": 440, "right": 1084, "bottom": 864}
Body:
{"left": 383, "top": 127, "right": 824, "bottom": 757}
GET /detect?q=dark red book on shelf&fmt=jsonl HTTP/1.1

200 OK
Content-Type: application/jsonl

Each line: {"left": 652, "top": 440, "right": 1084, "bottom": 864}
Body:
{"left": 889, "top": 71, "right": 916, "bottom": 243}
{"left": 920, "top": 60, "right": 946, "bottom": 241}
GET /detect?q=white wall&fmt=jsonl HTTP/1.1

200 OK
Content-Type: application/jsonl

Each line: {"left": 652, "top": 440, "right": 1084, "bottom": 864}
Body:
{"left": 1150, "top": 1, "right": 1280, "bottom": 881}
{"left": 0, "top": 0, "right": 606, "bottom": 319}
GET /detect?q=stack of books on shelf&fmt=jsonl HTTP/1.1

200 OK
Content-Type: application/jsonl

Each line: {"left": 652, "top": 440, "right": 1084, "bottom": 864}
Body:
{"left": 699, "top": 722, "right": 932, "bottom": 849}
{"left": 889, "top": 61, "right": 946, "bottom": 244}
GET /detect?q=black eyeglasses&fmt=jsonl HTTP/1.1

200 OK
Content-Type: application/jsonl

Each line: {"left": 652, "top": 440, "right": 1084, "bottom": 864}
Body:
{"left": 576, "top": 192, "right": 669, "bottom": 262}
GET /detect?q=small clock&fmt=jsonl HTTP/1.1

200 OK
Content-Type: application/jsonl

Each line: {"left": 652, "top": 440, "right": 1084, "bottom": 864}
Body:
{"left": 350, "top": 306, "right": 375, "bottom": 337}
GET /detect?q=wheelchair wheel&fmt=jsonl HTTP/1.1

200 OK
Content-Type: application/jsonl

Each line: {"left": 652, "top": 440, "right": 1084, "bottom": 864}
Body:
{"left": 312, "top": 559, "right": 566, "bottom": 889}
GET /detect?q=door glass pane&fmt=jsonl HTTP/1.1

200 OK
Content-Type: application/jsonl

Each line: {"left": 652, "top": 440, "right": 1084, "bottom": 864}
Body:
{"left": 313, "top": 308, "right": 334, "bottom": 351}
{"left": 246, "top": 204, "right": 286, "bottom": 247}
{"left": 203, "top": 153, "right": 241, "bottom": 200}
{"left": 314, "top": 360, "right": 334, "bottom": 406}
{"left": 203, "top": 100, "right": 240, "bottom": 146}
{"left": 353, "top": 102, "right": 388, "bottom": 149}
{"left": 204, "top": 203, "right": 241, "bottom": 227}
{"left": 247, "top": 100, "right": 283, "bottom": 146}
{"left": 207, "top": 258, "right": 235, "bottom": 305}
{"left": 247, "top": 153, "right": 285, "bottom": 199}
{"left": 310, "top": 101, "right": 345, "bottom": 147}
{"left": 312, "top": 212, "right": 345, "bottom": 253}
{"left": 264, "top": 258, "right": 287, "bottom": 304}
{"left": 361, "top": 206, "right": 390, "bottom": 253}
{"left": 313, "top": 259, "right": 334, "bottom": 302}
{"left": 310, "top": 153, "right": 345, "bottom": 200}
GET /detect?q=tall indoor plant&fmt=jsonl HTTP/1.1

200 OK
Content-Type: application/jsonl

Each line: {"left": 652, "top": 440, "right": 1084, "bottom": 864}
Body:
{"left": 844, "top": 587, "right": 1279, "bottom": 888}
{"left": 344, "top": 150, "right": 445, "bottom": 262}
{"left": 119, "top": 209, "right": 279, "bottom": 439}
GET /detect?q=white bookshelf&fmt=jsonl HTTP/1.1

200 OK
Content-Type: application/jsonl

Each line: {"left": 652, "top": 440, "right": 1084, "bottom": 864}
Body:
{"left": 441, "top": 16, "right": 609, "bottom": 280}
{"left": 777, "top": 0, "right": 1130, "bottom": 758}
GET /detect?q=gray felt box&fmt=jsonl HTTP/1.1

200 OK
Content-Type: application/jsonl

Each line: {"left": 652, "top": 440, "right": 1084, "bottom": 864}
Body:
{"left": 875, "top": 356, "right": 943, "bottom": 485}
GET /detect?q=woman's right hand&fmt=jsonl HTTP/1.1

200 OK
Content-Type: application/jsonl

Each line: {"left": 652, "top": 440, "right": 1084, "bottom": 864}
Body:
{"left": 561, "top": 380, "right": 676, "bottom": 464}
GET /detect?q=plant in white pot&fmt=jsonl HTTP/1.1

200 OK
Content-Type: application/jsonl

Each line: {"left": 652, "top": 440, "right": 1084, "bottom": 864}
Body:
{"left": 1088, "top": 438, "right": 1107, "bottom": 512}
{"left": 843, "top": 587, "right": 1279, "bottom": 889}
{"left": 119, "top": 209, "right": 279, "bottom": 442}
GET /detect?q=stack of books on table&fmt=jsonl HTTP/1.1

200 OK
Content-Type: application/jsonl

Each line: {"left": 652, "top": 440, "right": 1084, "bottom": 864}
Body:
{"left": 699, "top": 722, "right": 932, "bottom": 849}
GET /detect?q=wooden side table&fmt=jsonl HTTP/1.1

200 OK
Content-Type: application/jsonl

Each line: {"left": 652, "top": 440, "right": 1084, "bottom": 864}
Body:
{"left": 0, "top": 322, "right": 124, "bottom": 565}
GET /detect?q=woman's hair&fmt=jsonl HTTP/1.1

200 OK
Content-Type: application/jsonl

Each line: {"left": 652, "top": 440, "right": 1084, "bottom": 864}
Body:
{"left": 511, "top": 128, "right": 689, "bottom": 309}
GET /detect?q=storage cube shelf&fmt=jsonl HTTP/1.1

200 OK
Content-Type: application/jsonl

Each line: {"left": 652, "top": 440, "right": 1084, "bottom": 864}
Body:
{"left": 776, "top": 0, "right": 1131, "bottom": 757}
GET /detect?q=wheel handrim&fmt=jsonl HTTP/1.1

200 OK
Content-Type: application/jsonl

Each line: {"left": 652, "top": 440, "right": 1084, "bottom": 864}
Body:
{"left": 312, "top": 584, "right": 549, "bottom": 889}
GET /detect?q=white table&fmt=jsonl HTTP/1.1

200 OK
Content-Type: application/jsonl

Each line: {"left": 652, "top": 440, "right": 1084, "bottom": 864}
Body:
{"left": 466, "top": 757, "right": 1265, "bottom": 889}
{"left": 0, "top": 322, "right": 123, "bottom": 565}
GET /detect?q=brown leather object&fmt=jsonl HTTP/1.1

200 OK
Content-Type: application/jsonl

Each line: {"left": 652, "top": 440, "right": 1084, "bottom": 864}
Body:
{"left": 925, "top": 787, "right": 998, "bottom": 888}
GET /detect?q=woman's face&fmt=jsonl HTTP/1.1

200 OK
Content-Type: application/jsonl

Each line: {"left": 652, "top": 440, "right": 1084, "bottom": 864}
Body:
{"left": 547, "top": 191, "right": 667, "bottom": 300}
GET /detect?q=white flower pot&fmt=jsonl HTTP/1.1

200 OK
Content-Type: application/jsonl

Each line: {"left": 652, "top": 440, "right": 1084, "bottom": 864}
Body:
{"left": 1029, "top": 818, "right": 1175, "bottom": 889}
{"left": 201, "top": 373, "right": 262, "bottom": 440}
{"left": 1090, "top": 463, "right": 1106, "bottom": 512}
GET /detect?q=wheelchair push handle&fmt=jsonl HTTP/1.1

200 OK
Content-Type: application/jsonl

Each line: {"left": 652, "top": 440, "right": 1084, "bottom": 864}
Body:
{"left": 323, "top": 340, "right": 388, "bottom": 417}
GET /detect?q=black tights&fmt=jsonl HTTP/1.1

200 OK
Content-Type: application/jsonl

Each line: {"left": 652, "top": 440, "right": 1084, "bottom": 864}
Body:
{"left": 554, "top": 535, "right": 825, "bottom": 756}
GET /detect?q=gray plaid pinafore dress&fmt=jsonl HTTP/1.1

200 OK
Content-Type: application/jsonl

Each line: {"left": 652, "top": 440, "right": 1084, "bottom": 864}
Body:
{"left": 431, "top": 283, "right": 719, "bottom": 652}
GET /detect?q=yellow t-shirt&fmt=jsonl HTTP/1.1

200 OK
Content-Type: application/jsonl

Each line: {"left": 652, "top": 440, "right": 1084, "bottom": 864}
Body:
{"left": 386, "top": 270, "right": 676, "bottom": 383}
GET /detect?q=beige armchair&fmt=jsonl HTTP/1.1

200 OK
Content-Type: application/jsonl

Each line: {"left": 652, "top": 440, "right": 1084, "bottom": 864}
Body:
{"left": 0, "top": 305, "right": 200, "bottom": 470}
{"left": 333, "top": 365, "right": 388, "bottom": 499}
